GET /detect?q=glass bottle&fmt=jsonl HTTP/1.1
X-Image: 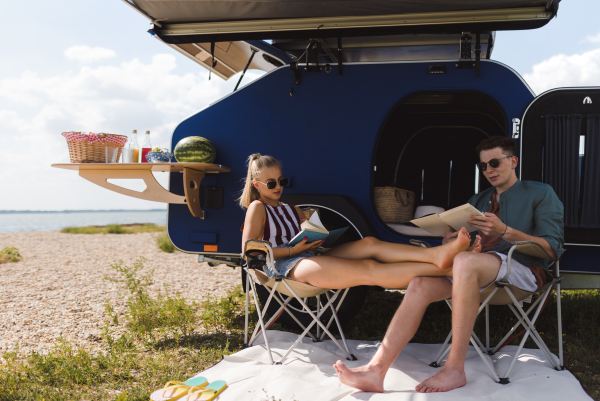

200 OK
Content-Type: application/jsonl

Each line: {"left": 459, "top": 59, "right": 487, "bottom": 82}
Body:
{"left": 141, "top": 130, "right": 152, "bottom": 163}
{"left": 130, "top": 130, "right": 140, "bottom": 163}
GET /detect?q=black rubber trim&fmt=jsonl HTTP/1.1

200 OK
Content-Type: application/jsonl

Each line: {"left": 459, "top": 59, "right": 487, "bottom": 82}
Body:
{"left": 280, "top": 193, "right": 377, "bottom": 238}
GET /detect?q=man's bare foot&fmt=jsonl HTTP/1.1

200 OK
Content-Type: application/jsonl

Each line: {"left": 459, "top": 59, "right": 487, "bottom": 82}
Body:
{"left": 468, "top": 235, "right": 482, "bottom": 253}
{"left": 415, "top": 366, "right": 466, "bottom": 393}
{"left": 434, "top": 227, "right": 471, "bottom": 270}
{"left": 334, "top": 361, "right": 385, "bottom": 393}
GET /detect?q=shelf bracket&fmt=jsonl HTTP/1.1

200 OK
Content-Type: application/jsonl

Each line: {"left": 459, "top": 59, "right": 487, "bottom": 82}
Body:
{"left": 184, "top": 167, "right": 205, "bottom": 219}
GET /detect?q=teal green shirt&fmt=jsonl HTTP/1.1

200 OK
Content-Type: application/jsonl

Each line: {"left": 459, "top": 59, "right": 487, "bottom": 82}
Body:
{"left": 468, "top": 180, "right": 564, "bottom": 271}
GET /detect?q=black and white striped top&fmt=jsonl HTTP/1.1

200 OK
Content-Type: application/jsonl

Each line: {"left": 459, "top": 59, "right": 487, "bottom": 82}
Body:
{"left": 259, "top": 200, "right": 303, "bottom": 247}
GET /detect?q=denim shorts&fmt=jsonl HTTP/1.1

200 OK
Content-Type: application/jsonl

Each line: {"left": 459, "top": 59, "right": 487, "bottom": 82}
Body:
{"left": 265, "top": 244, "right": 316, "bottom": 278}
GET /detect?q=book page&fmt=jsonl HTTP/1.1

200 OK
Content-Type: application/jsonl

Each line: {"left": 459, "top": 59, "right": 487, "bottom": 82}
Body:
{"left": 439, "top": 204, "right": 484, "bottom": 232}
{"left": 410, "top": 214, "right": 448, "bottom": 236}
{"left": 309, "top": 210, "right": 324, "bottom": 227}
{"left": 300, "top": 220, "right": 328, "bottom": 234}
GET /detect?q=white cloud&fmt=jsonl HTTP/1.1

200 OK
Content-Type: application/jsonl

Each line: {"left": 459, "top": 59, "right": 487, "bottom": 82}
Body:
{"left": 0, "top": 53, "right": 264, "bottom": 210}
{"left": 586, "top": 32, "right": 600, "bottom": 43}
{"left": 523, "top": 47, "right": 600, "bottom": 95}
{"left": 64, "top": 46, "right": 116, "bottom": 63}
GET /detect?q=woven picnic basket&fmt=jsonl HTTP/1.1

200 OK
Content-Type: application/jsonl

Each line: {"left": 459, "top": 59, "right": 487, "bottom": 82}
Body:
{"left": 374, "top": 187, "right": 416, "bottom": 223}
{"left": 62, "top": 132, "right": 128, "bottom": 163}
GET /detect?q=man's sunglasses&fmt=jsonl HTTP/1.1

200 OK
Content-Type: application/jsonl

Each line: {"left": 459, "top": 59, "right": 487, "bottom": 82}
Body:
{"left": 256, "top": 177, "right": 289, "bottom": 189}
{"left": 476, "top": 156, "right": 513, "bottom": 172}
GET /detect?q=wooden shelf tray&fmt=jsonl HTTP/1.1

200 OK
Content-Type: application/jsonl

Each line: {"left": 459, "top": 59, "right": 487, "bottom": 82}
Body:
{"left": 51, "top": 163, "right": 231, "bottom": 219}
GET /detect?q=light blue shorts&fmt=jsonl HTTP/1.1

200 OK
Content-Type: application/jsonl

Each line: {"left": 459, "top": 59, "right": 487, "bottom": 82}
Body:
{"left": 265, "top": 244, "right": 316, "bottom": 278}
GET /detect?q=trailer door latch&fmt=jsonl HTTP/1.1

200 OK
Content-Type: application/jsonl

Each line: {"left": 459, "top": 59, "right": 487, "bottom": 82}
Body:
{"left": 512, "top": 118, "right": 521, "bottom": 139}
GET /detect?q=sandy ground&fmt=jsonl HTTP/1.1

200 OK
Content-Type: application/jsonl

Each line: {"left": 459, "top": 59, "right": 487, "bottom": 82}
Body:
{"left": 0, "top": 231, "right": 241, "bottom": 355}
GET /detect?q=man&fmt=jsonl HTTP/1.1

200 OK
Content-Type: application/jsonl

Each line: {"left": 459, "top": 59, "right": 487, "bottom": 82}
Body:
{"left": 334, "top": 136, "right": 564, "bottom": 393}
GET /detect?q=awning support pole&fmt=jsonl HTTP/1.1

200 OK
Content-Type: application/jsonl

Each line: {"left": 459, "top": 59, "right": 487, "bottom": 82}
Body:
{"left": 234, "top": 47, "right": 259, "bottom": 91}
{"left": 209, "top": 41, "right": 218, "bottom": 80}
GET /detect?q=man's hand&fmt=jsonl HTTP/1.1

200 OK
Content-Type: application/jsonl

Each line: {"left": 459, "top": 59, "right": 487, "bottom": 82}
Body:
{"left": 442, "top": 226, "right": 458, "bottom": 245}
{"left": 468, "top": 213, "right": 506, "bottom": 237}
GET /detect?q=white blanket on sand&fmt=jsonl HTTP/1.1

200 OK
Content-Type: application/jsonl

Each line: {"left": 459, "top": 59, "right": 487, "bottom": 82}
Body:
{"left": 192, "top": 330, "right": 590, "bottom": 401}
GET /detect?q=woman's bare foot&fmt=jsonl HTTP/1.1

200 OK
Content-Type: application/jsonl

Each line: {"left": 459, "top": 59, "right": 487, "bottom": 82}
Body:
{"left": 433, "top": 227, "right": 471, "bottom": 270}
{"left": 468, "top": 235, "right": 482, "bottom": 253}
{"left": 415, "top": 366, "right": 466, "bottom": 393}
{"left": 334, "top": 361, "right": 385, "bottom": 393}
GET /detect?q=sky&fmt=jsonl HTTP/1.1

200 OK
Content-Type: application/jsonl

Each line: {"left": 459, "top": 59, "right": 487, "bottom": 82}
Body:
{"left": 0, "top": 0, "right": 599, "bottom": 211}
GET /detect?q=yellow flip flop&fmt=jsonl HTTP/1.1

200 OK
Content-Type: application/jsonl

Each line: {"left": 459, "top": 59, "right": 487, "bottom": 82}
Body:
{"left": 183, "top": 380, "right": 227, "bottom": 401}
{"left": 150, "top": 376, "right": 208, "bottom": 401}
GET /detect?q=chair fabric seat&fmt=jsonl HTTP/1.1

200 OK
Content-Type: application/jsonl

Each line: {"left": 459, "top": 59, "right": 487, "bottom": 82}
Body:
{"left": 248, "top": 269, "right": 331, "bottom": 298}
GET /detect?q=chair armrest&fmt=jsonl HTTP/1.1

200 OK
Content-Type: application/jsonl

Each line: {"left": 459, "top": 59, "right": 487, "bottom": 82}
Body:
{"left": 243, "top": 239, "right": 276, "bottom": 272}
{"left": 508, "top": 241, "right": 555, "bottom": 261}
{"left": 500, "top": 241, "right": 557, "bottom": 282}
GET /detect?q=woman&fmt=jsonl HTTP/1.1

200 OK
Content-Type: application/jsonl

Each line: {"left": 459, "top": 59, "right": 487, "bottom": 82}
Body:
{"left": 240, "top": 154, "right": 479, "bottom": 289}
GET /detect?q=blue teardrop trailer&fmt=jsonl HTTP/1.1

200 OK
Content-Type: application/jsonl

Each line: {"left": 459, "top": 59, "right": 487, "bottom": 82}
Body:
{"left": 121, "top": 0, "right": 600, "bottom": 324}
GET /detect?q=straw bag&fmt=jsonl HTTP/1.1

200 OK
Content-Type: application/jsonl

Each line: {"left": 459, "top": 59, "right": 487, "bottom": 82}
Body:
{"left": 374, "top": 187, "right": 416, "bottom": 223}
{"left": 62, "top": 132, "right": 128, "bottom": 163}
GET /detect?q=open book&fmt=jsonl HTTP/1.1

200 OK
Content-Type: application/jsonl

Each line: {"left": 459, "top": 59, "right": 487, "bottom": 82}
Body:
{"left": 288, "top": 211, "right": 349, "bottom": 247}
{"left": 410, "top": 203, "right": 485, "bottom": 236}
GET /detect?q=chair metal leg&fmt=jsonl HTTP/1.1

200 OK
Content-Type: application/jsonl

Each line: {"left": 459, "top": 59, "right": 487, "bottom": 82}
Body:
{"left": 264, "top": 292, "right": 318, "bottom": 341}
{"left": 432, "top": 330, "right": 453, "bottom": 367}
{"left": 469, "top": 334, "right": 501, "bottom": 383}
{"left": 325, "top": 292, "right": 354, "bottom": 359}
{"left": 248, "top": 278, "right": 274, "bottom": 364}
{"left": 485, "top": 304, "right": 490, "bottom": 352}
{"left": 503, "top": 287, "right": 559, "bottom": 379}
{"left": 277, "top": 288, "right": 350, "bottom": 363}
{"left": 320, "top": 288, "right": 350, "bottom": 341}
{"left": 244, "top": 270, "right": 250, "bottom": 346}
{"left": 491, "top": 293, "right": 546, "bottom": 354}
{"left": 556, "top": 281, "right": 564, "bottom": 368}
{"left": 316, "top": 294, "right": 321, "bottom": 340}
{"left": 248, "top": 281, "right": 281, "bottom": 346}
{"left": 249, "top": 294, "right": 294, "bottom": 346}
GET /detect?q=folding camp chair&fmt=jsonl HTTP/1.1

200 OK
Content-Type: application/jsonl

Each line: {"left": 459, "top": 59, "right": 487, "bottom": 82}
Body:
{"left": 429, "top": 241, "right": 564, "bottom": 384}
{"left": 242, "top": 239, "right": 357, "bottom": 364}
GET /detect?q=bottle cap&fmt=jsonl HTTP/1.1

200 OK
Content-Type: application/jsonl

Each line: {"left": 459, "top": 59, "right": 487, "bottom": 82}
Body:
{"left": 145, "top": 130, "right": 150, "bottom": 134}
{"left": 132, "top": 130, "right": 137, "bottom": 134}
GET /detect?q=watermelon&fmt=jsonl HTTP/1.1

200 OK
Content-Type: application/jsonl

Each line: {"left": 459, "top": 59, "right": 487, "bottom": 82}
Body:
{"left": 174, "top": 136, "right": 216, "bottom": 163}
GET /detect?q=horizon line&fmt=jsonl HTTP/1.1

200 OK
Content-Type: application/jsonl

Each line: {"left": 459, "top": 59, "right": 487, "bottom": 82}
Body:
{"left": 0, "top": 209, "right": 168, "bottom": 214}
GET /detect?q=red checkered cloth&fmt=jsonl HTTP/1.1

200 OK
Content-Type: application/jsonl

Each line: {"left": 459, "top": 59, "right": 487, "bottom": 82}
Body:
{"left": 62, "top": 132, "right": 127, "bottom": 146}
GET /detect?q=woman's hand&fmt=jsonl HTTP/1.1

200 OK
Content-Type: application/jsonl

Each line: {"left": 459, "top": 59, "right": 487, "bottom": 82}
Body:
{"left": 291, "top": 237, "right": 324, "bottom": 255}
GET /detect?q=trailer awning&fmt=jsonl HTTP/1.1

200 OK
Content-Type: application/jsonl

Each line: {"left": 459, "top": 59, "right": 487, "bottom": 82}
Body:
{"left": 125, "top": 0, "right": 559, "bottom": 42}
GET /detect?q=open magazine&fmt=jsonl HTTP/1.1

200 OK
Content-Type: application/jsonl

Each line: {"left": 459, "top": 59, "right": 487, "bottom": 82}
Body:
{"left": 288, "top": 211, "right": 349, "bottom": 247}
{"left": 410, "top": 203, "right": 484, "bottom": 236}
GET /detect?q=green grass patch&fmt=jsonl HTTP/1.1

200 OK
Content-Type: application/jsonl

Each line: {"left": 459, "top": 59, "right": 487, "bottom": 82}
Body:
{"left": 0, "top": 258, "right": 250, "bottom": 401}
{"left": 0, "top": 247, "right": 22, "bottom": 264}
{"left": 60, "top": 223, "right": 165, "bottom": 235}
{"left": 155, "top": 232, "right": 175, "bottom": 253}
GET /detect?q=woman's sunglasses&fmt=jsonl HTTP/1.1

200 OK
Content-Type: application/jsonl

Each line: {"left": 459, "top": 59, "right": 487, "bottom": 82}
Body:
{"left": 476, "top": 156, "right": 513, "bottom": 172}
{"left": 256, "top": 177, "right": 289, "bottom": 190}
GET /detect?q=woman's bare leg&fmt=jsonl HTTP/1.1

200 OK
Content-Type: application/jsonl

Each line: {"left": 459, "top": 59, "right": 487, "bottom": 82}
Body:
{"left": 289, "top": 256, "right": 454, "bottom": 289}
{"left": 323, "top": 228, "right": 471, "bottom": 270}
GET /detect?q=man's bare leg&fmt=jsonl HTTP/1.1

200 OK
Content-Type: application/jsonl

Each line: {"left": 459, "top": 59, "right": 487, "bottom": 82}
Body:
{"left": 334, "top": 277, "right": 453, "bottom": 392}
{"left": 416, "top": 252, "right": 501, "bottom": 393}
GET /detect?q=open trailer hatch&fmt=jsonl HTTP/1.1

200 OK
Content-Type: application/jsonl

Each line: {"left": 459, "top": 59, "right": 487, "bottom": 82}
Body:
{"left": 125, "top": 0, "right": 558, "bottom": 42}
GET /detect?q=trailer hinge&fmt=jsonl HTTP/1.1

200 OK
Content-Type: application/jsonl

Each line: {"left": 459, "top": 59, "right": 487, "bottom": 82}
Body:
{"left": 455, "top": 32, "right": 481, "bottom": 76}
{"left": 512, "top": 118, "right": 521, "bottom": 139}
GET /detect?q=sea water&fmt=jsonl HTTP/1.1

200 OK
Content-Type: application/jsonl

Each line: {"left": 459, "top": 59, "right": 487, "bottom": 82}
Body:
{"left": 0, "top": 210, "right": 167, "bottom": 233}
